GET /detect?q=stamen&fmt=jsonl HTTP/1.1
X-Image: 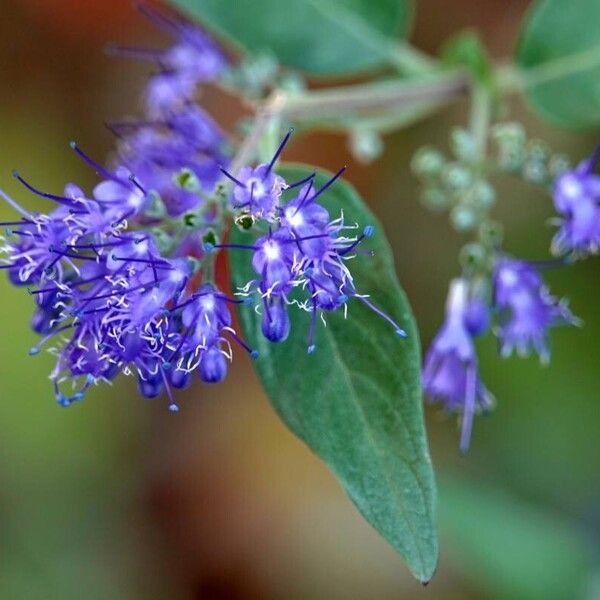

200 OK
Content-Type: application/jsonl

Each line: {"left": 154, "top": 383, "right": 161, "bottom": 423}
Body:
{"left": 308, "top": 166, "right": 346, "bottom": 203}
{"left": 307, "top": 299, "right": 318, "bottom": 354}
{"left": 69, "top": 142, "right": 127, "bottom": 186}
{"left": 459, "top": 364, "right": 477, "bottom": 455}
{"left": 0, "top": 189, "right": 33, "bottom": 219}
{"left": 287, "top": 172, "right": 315, "bottom": 189}
{"left": 265, "top": 128, "right": 293, "bottom": 175}
{"left": 81, "top": 281, "right": 150, "bottom": 303}
{"left": 354, "top": 295, "right": 407, "bottom": 337}
{"left": 203, "top": 241, "right": 258, "bottom": 252}
{"left": 0, "top": 219, "right": 34, "bottom": 226}
{"left": 5, "top": 229, "right": 39, "bottom": 238}
{"left": 12, "top": 170, "right": 79, "bottom": 208}
{"left": 281, "top": 232, "right": 332, "bottom": 245}
{"left": 160, "top": 366, "right": 179, "bottom": 413}
{"left": 65, "top": 236, "right": 144, "bottom": 251}
{"left": 110, "top": 255, "right": 172, "bottom": 268}
{"left": 136, "top": 2, "right": 183, "bottom": 36}
{"left": 49, "top": 247, "right": 100, "bottom": 262}
{"left": 249, "top": 180, "right": 255, "bottom": 207}
{"left": 227, "top": 329, "right": 259, "bottom": 359}
{"left": 219, "top": 165, "right": 246, "bottom": 188}
{"left": 340, "top": 226, "right": 374, "bottom": 256}
{"left": 291, "top": 180, "right": 316, "bottom": 217}
{"left": 128, "top": 174, "right": 147, "bottom": 195}
{"left": 104, "top": 43, "right": 164, "bottom": 61}
{"left": 28, "top": 324, "right": 74, "bottom": 355}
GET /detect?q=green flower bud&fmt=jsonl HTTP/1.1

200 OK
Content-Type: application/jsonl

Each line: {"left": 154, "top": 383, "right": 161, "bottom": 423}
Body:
{"left": 450, "top": 127, "right": 477, "bottom": 162}
{"left": 278, "top": 73, "right": 306, "bottom": 94}
{"left": 451, "top": 204, "right": 478, "bottom": 232}
{"left": 527, "top": 139, "right": 551, "bottom": 164}
{"left": 235, "top": 213, "right": 256, "bottom": 231}
{"left": 411, "top": 146, "right": 445, "bottom": 178}
{"left": 523, "top": 160, "right": 547, "bottom": 184}
{"left": 349, "top": 129, "right": 384, "bottom": 164}
{"left": 443, "top": 162, "right": 472, "bottom": 190}
{"left": 173, "top": 168, "right": 201, "bottom": 192}
{"left": 549, "top": 154, "right": 572, "bottom": 179}
{"left": 459, "top": 242, "right": 486, "bottom": 270}
{"left": 202, "top": 229, "right": 218, "bottom": 247}
{"left": 497, "top": 146, "right": 526, "bottom": 172}
{"left": 471, "top": 179, "right": 496, "bottom": 208}
{"left": 144, "top": 191, "right": 166, "bottom": 219}
{"left": 479, "top": 220, "right": 503, "bottom": 247}
{"left": 183, "top": 212, "right": 200, "bottom": 228}
{"left": 150, "top": 227, "right": 172, "bottom": 254}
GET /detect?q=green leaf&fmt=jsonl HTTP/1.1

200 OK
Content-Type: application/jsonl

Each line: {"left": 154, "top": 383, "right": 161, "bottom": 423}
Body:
{"left": 169, "top": 0, "right": 413, "bottom": 75}
{"left": 440, "top": 476, "right": 598, "bottom": 599}
{"left": 229, "top": 165, "right": 438, "bottom": 581}
{"left": 516, "top": 0, "right": 600, "bottom": 129}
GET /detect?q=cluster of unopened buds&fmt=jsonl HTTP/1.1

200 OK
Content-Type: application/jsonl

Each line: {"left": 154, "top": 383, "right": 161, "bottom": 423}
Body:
{"left": 417, "top": 126, "right": 600, "bottom": 451}
{"left": 0, "top": 5, "right": 405, "bottom": 412}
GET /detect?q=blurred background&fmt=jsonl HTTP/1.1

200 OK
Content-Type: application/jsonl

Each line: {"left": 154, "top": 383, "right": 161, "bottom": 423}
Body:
{"left": 0, "top": 0, "right": 599, "bottom": 598}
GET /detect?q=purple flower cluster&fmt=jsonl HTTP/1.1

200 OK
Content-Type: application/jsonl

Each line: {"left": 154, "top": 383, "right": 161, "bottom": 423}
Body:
{"left": 552, "top": 143, "right": 600, "bottom": 256}
{"left": 493, "top": 259, "right": 577, "bottom": 363}
{"left": 424, "top": 258, "right": 576, "bottom": 451}
{"left": 0, "top": 168, "right": 255, "bottom": 411}
{"left": 0, "top": 5, "right": 244, "bottom": 410}
{"left": 1, "top": 8, "right": 407, "bottom": 411}
{"left": 106, "top": 4, "right": 229, "bottom": 217}
{"left": 215, "top": 134, "right": 407, "bottom": 353}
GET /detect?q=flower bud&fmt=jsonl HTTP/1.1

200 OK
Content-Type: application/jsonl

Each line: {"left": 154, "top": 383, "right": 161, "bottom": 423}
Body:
{"left": 443, "top": 163, "right": 472, "bottom": 191}
{"left": 451, "top": 204, "right": 478, "bottom": 232}
{"left": 411, "top": 146, "right": 445, "bottom": 178}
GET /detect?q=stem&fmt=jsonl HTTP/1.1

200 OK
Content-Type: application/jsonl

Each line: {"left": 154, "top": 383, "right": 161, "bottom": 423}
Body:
{"left": 295, "top": 100, "right": 447, "bottom": 135}
{"left": 281, "top": 70, "right": 469, "bottom": 119}
{"left": 469, "top": 84, "right": 492, "bottom": 160}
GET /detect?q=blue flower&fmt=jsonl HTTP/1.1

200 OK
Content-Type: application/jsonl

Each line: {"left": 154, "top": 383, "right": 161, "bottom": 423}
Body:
{"left": 493, "top": 258, "right": 578, "bottom": 363}
{"left": 552, "top": 145, "right": 600, "bottom": 256}
{"left": 423, "top": 279, "right": 494, "bottom": 453}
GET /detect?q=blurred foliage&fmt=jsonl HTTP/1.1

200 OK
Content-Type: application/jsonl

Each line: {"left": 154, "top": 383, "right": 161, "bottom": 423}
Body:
{"left": 517, "top": 0, "right": 600, "bottom": 129}
{"left": 171, "top": 0, "right": 413, "bottom": 75}
{"left": 440, "top": 475, "right": 598, "bottom": 599}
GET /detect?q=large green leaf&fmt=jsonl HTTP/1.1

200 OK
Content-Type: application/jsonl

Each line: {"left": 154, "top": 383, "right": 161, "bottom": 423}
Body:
{"left": 229, "top": 165, "right": 437, "bottom": 581}
{"left": 169, "top": 0, "right": 413, "bottom": 75}
{"left": 516, "top": 0, "right": 600, "bottom": 129}
{"left": 440, "top": 476, "right": 598, "bottom": 599}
